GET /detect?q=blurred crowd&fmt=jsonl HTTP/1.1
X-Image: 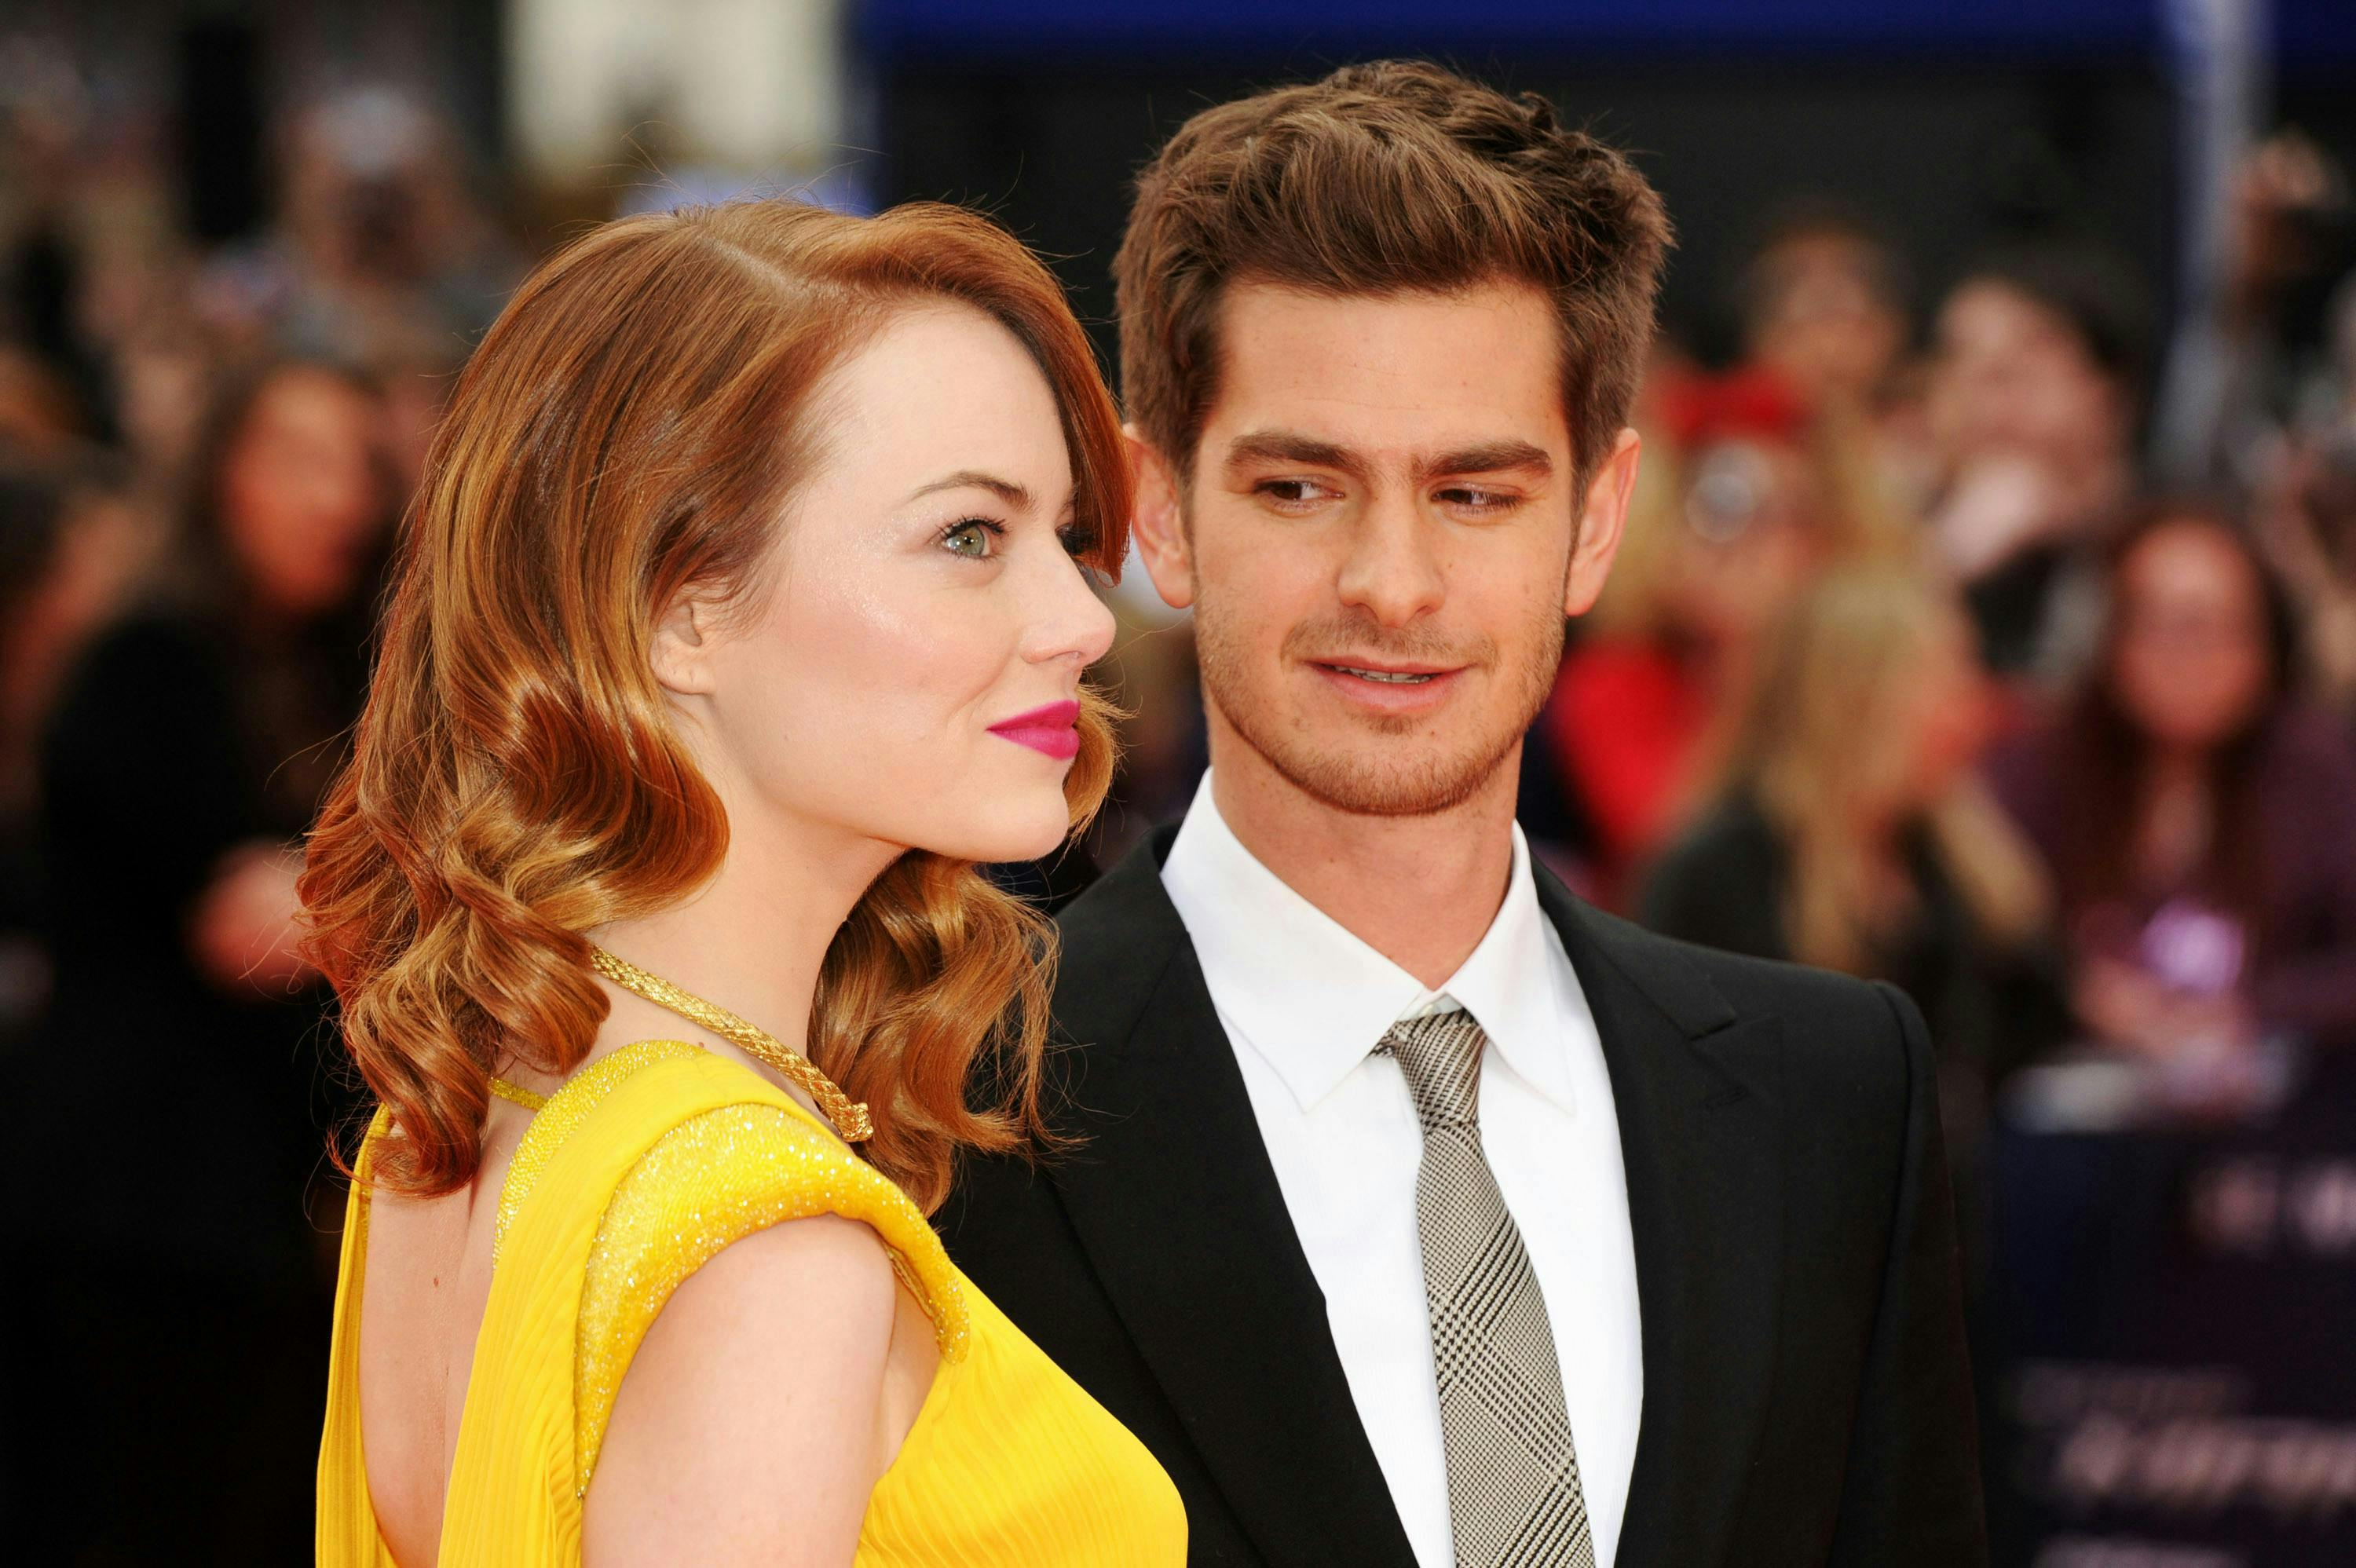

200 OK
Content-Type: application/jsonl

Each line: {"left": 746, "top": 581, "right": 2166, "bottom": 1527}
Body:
{"left": 1543, "top": 178, "right": 2356, "bottom": 1146}
{"left": 0, "top": 63, "right": 525, "bottom": 1558}
{"left": 3, "top": 27, "right": 2356, "bottom": 1565}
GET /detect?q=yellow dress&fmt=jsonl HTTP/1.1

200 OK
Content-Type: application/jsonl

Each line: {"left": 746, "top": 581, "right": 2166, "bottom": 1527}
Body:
{"left": 316, "top": 1039, "right": 1187, "bottom": 1565}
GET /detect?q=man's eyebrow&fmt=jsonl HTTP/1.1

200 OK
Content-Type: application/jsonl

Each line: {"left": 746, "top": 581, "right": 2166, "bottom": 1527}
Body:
{"left": 1420, "top": 440, "right": 1553, "bottom": 481}
{"left": 1222, "top": 432, "right": 1553, "bottom": 485}
{"left": 905, "top": 470, "right": 1033, "bottom": 508}
{"left": 1222, "top": 429, "right": 1371, "bottom": 483}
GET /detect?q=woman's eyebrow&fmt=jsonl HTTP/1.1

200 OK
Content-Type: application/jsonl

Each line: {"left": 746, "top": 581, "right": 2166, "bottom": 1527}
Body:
{"left": 905, "top": 470, "right": 1033, "bottom": 508}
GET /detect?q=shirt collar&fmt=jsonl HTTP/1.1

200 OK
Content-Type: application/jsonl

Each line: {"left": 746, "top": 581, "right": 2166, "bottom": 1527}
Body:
{"left": 1159, "top": 771, "right": 1582, "bottom": 1118}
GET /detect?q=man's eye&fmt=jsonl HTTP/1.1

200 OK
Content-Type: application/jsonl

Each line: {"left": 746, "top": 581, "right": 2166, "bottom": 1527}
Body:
{"left": 1439, "top": 488, "right": 1516, "bottom": 513}
{"left": 1260, "top": 479, "right": 1337, "bottom": 506}
{"left": 943, "top": 520, "right": 1002, "bottom": 559}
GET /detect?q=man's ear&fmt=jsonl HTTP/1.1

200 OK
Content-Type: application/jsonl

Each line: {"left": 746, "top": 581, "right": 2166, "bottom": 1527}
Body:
{"left": 649, "top": 589, "right": 721, "bottom": 697}
{"left": 1564, "top": 426, "right": 1643, "bottom": 619}
{"left": 1125, "top": 424, "right": 1197, "bottom": 612}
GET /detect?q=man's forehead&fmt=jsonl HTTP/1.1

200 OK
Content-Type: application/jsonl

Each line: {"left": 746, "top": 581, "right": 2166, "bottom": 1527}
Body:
{"left": 1203, "top": 281, "right": 1569, "bottom": 448}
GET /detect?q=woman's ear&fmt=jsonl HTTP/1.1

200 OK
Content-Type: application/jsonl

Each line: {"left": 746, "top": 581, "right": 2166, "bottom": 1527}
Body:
{"left": 649, "top": 590, "right": 720, "bottom": 696}
{"left": 1125, "top": 425, "right": 1197, "bottom": 612}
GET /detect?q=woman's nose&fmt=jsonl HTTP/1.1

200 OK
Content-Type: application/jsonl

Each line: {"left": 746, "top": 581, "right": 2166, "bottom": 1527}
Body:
{"left": 1024, "top": 546, "right": 1118, "bottom": 668}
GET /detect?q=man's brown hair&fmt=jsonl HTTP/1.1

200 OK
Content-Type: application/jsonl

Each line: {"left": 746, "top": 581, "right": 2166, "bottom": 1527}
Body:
{"left": 1114, "top": 59, "right": 1674, "bottom": 489}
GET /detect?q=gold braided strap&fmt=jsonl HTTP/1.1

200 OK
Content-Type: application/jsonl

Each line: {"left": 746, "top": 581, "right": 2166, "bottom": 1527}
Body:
{"left": 488, "top": 1076, "right": 549, "bottom": 1113}
{"left": 588, "top": 947, "right": 876, "bottom": 1143}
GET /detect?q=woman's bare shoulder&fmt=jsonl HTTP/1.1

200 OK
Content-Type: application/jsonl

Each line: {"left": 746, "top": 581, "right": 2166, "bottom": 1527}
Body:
{"left": 583, "top": 1212, "right": 899, "bottom": 1568}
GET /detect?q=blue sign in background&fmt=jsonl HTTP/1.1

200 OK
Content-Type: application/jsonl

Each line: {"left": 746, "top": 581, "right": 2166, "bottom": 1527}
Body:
{"left": 858, "top": 0, "right": 2356, "bottom": 68}
{"left": 1990, "top": 1071, "right": 2356, "bottom": 1566}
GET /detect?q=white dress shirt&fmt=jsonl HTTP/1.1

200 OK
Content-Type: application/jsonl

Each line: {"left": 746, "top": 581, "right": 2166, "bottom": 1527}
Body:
{"left": 1159, "top": 774, "right": 1644, "bottom": 1568}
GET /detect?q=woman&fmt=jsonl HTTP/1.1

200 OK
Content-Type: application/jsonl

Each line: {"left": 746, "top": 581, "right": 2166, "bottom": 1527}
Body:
{"left": 305, "top": 199, "right": 1187, "bottom": 1565}
{"left": 1988, "top": 502, "right": 2356, "bottom": 1083}
{"left": 1922, "top": 247, "right": 2148, "bottom": 682}
{"left": 1641, "top": 565, "right": 2063, "bottom": 1116}
{"left": 1543, "top": 364, "right": 1905, "bottom": 905}
{"left": 9, "top": 359, "right": 391, "bottom": 1562}
{"left": 0, "top": 455, "right": 148, "bottom": 1034}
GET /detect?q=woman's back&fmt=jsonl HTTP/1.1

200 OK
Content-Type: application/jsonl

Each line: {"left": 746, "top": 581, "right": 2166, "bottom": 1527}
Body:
{"left": 319, "top": 1040, "right": 1186, "bottom": 1566}
{"left": 353, "top": 1087, "right": 532, "bottom": 1566}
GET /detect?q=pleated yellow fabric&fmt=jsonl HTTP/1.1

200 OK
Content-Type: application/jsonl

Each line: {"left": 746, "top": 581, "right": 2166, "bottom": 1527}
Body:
{"left": 317, "top": 1039, "right": 1187, "bottom": 1566}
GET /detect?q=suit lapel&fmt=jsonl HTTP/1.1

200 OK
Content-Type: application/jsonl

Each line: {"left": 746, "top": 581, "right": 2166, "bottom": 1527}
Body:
{"left": 1043, "top": 836, "right": 1419, "bottom": 1568}
{"left": 1538, "top": 872, "right": 1786, "bottom": 1568}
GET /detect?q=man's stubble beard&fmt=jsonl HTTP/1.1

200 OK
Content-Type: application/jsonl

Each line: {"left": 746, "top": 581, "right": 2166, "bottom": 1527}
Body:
{"left": 1192, "top": 597, "right": 1566, "bottom": 819}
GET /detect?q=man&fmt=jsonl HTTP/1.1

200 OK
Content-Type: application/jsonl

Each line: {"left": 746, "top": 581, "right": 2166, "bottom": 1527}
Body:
{"left": 944, "top": 60, "right": 1987, "bottom": 1568}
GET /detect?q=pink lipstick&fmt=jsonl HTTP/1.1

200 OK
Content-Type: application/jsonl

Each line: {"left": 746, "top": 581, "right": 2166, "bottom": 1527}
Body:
{"left": 988, "top": 699, "right": 1082, "bottom": 761}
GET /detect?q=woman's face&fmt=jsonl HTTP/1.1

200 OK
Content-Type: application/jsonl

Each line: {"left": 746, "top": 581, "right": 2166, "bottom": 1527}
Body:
{"left": 1890, "top": 609, "right": 1992, "bottom": 810}
{"left": 218, "top": 367, "right": 387, "bottom": 616}
{"left": 1664, "top": 437, "right": 1820, "bottom": 646}
{"left": 2109, "top": 521, "right": 2273, "bottom": 751}
{"left": 1930, "top": 280, "right": 2123, "bottom": 472}
{"left": 661, "top": 303, "right": 1117, "bottom": 868}
{"left": 1749, "top": 234, "right": 1907, "bottom": 406}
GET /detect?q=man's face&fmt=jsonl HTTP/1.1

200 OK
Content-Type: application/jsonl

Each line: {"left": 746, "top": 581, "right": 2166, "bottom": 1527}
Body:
{"left": 1136, "top": 280, "right": 1632, "bottom": 817}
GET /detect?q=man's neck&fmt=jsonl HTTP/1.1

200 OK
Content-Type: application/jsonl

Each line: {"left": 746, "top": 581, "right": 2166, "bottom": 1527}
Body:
{"left": 1207, "top": 739, "right": 1520, "bottom": 992}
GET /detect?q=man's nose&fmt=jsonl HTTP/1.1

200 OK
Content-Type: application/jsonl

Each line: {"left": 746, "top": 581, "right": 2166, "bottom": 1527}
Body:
{"left": 1335, "top": 497, "right": 1446, "bottom": 628}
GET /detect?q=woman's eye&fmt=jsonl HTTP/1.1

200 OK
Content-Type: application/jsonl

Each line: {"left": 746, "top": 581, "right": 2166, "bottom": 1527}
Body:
{"left": 943, "top": 520, "right": 1001, "bottom": 560}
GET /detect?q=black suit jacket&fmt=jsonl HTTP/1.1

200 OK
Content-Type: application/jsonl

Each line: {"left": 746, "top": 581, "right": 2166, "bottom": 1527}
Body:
{"left": 942, "top": 830, "right": 1988, "bottom": 1566}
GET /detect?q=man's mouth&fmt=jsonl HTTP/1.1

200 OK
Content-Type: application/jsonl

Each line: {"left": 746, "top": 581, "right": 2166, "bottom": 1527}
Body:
{"left": 1326, "top": 665, "right": 1439, "bottom": 685}
{"left": 1307, "top": 658, "right": 1469, "bottom": 711}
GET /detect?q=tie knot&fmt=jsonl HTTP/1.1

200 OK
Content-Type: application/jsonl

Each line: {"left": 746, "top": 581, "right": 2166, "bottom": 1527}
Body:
{"left": 1381, "top": 1009, "right": 1488, "bottom": 1133}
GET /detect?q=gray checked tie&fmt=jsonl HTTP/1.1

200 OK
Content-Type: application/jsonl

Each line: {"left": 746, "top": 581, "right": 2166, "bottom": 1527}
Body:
{"left": 1381, "top": 1007, "right": 1596, "bottom": 1568}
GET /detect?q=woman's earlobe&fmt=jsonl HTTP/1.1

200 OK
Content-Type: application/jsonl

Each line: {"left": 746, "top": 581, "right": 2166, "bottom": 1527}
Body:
{"left": 649, "top": 594, "right": 717, "bottom": 696}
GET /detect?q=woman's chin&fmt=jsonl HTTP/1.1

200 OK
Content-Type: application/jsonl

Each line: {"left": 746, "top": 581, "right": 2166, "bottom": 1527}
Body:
{"left": 916, "top": 806, "right": 1077, "bottom": 868}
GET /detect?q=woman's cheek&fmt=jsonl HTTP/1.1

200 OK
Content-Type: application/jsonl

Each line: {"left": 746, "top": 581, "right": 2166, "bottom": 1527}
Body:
{"left": 803, "top": 574, "right": 1010, "bottom": 778}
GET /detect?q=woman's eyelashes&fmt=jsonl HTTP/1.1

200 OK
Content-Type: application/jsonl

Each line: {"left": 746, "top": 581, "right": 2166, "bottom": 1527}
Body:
{"left": 941, "top": 517, "right": 1008, "bottom": 560}
{"left": 941, "top": 514, "right": 1101, "bottom": 569}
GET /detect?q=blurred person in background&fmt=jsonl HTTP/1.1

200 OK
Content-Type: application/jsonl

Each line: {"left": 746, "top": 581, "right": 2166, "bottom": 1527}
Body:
{"left": 2, "top": 34, "right": 228, "bottom": 473}
{"left": 0, "top": 453, "right": 153, "bottom": 1029}
{"left": 0, "top": 339, "right": 89, "bottom": 454}
{"left": 2252, "top": 272, "right": 2356, "bottom": 723}
{"left": 1734, "top": 204, "right": 1938, "bottom": 506}
{"left": 1541, "top": 364, "right": 1908, "bottom": 906}
{"left": 1988, "top": 500, "right": 2356, "bottom": 1119}
{"left": 1739, "top": 207, "right": 1912, "bottom": 417}
{"left": 1639, "top": 565, "right": 2065, "bottom": 1171}
{"left": 204, "top": 87, "right": 523, "bottom": 370}
{"left": 5, "top": 356, "right": 392, "bottom": 1560}
{"left": 1923, "top": 244, "right": 2152, "bottom": 686}
{"left": 2156, "top": 129, "right": 2354, "bottom": 491}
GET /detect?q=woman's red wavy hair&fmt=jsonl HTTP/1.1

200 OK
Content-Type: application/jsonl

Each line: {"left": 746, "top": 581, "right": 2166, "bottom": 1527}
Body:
{"left": 299, "top": 199, "right": 1129, "bottom": 1210}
